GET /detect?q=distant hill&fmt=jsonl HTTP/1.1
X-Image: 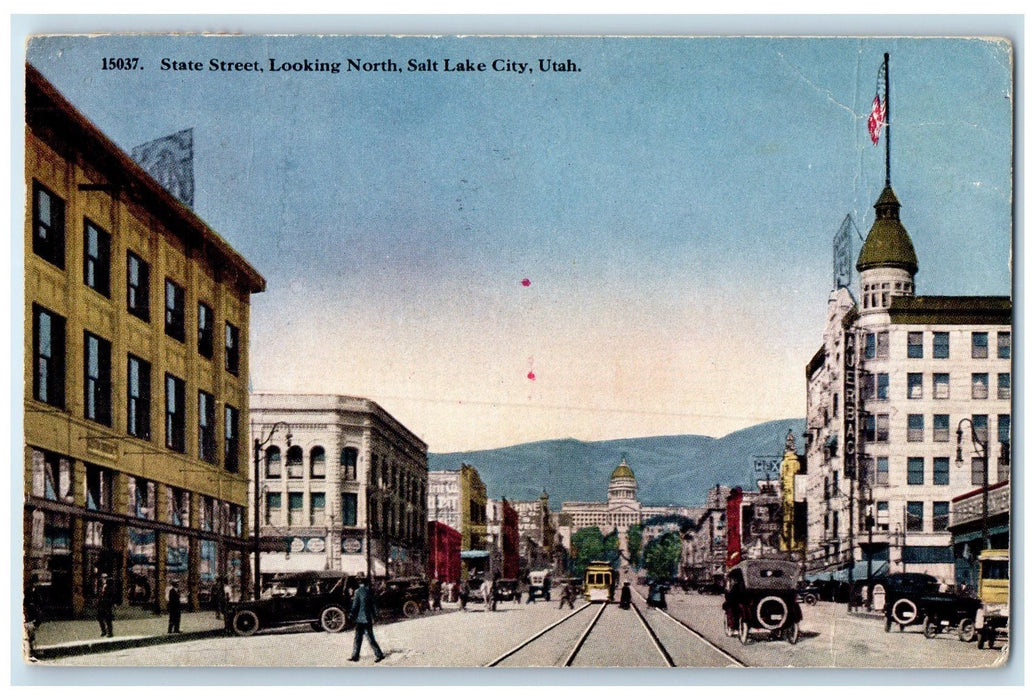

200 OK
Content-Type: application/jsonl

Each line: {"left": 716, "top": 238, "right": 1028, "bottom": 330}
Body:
{"left": 428, "top": 418, "right": 805, "bottom": 509}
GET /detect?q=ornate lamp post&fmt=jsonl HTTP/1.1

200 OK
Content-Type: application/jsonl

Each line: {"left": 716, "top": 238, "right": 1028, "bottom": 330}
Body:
{"left": 252, "top": 421, "right": 291, "bottom": 600}
{"left": 955, "top": 418, "right": 989, "bottom": 555}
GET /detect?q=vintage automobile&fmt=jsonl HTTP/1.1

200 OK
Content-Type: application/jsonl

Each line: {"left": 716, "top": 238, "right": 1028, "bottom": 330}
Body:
{"left": 227, "top": 571, "right": 356, "bottom": 637}
{"left": 879, "top": 572, "right": 946, "bottom": 632}
{"left": 722, "top": 558, "right": 804, "bottom": 645}
{"left": 797, "top": 582, "right": 820, "bottom": 606}
{"left": 527, "top": 570, "right": 553, "bottom": 602}
{"left": 494, "top": 578, "right": 519, "bottom": 603}
{"left": 377, "top": 577, "right": 430, "bottom": 618}
{"left": 918, "top": 590, "right": 983, "bottom": 641}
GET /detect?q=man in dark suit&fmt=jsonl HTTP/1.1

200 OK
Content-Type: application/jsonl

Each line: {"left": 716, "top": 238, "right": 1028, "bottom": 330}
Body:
{"left": 349, "top": 578, "right": 384, "bottom": 663}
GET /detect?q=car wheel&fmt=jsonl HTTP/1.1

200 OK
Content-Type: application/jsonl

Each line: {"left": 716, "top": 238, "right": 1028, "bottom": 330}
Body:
{"left": 891, "top": 598, "right": 919, "bottom": 626}
{"left": 958, "top": 618, "right": 976, "bottom": 643}
{"left": 804, "top": 593, "right": 818, "bottom": 606}
{"left": 403, "top": 600, "right": 420, "bottom": 618}
{"left": 320, "top": 605, "right": 347, "bottom": 633}
{"left": 785, "top": 621, "right": 800, "bottom": 645}
{"left": 739, "top": 618, "right": 750, "bottom": 645}
{"left": 923, "top": 617, "right": 940, "bottom": 639}
{"left": 232, "top": 609, "right": 260, "bottom": 636}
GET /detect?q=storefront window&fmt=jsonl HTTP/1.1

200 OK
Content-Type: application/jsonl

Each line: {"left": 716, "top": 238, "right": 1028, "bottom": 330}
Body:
{"left": 200, "top": 539, "right": 218, "bottom": 585}
{"left": 167, "top": 486, "right": 190, "bottom": 527}
{"left": 86, "top": 463, "right": 112, "bottom": 511}
{"left": 31, "top": 449, "right": 74, "bottom": 503}
{"left": 126, "top": 526, "right": 157, "bottom": 607}
{"left": 128, "top": 477, "right": 156, "bottom": 520}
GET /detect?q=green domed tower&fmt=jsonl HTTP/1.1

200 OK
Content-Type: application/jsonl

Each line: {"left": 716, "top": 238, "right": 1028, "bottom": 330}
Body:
{"left": 607, "top": 459, "right": 637, "bottom": 503}
{"left": 856, "top": 185, "right": 918, "bottom": 315}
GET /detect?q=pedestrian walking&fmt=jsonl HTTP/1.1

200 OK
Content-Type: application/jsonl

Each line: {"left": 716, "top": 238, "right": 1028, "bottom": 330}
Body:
{"left": 167, "top": 581, "right": 182, "bottom": 633}
{"left": 24, "top": 574, "right": 43, "bottom": 656}
{"left": 430, "top": 578, "right": 442, "bottom": 611}
{"left": 459, "top": 579, "right": 470, "bottom": 611}
{"left": 481, "top": 576, "right": 493, "bottom": 613}
{"left": 558, "top": 581, "right": 575, "bottom": 609}
{"left": 619, "top": 581, "right": 632, "bottom": 610}
{"left": 349, "top": 578, "right": 384, "bottom": 663}
{"left": 97, "top": 573, "right": 115, "bottom": 638}
{"left": 213, "top": 576, "right": 227, "bottom": 619}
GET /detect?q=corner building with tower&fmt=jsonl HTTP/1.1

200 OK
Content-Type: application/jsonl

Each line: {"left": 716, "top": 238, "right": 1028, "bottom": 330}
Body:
{"left": 804, "top": 185, "right": 1011, "bottom": 585}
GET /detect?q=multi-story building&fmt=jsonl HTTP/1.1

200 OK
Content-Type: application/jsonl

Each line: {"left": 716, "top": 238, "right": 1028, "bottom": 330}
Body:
{"left": 250, "top": 393, "right": 427, "bottom": 580}
{"left": 427, "top": 464, "right": 488, "bottom": 577}
{"left": 24, "top": 65, "right": 265, "bottom": 617}
{"left": 805, "top": 185, "right": 1011, "bottom": 583}
{"left": 512, "top": 491, "right": 557, "bottom": 572}
{"left": 486, "top": 499, "right": 520, "bottom": 579}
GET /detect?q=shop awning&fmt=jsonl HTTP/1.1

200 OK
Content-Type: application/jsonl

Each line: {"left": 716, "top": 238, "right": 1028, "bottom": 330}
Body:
{"left": 460, "top": 550, "right": 490, "bottom": 559}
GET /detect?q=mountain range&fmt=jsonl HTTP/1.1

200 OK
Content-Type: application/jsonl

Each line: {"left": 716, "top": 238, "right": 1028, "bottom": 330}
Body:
{"left": 428, "top": 418, "right": 806, "bottom": 510}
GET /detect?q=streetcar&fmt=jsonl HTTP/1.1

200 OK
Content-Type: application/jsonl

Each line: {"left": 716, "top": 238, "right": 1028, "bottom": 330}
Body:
{"left": 584, "top": 561, "right": 616, "bottom": 602}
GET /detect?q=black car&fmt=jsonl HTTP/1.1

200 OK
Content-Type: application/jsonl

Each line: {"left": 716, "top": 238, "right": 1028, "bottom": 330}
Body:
{"left": 227, "top": 571, "right": 357, "bottom": 636}
{"left": 878, "top": 572, "right": 978, "bottom": 634}
{"left": 377, "top": 577, "right": 430, "bottom": 618}
{"left": 494, "top": 579, "right": 519, "bottom": 602}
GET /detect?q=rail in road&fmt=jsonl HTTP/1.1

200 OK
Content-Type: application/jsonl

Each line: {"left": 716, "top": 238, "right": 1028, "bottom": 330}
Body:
{"left": 486, "top": 594, "right": 745, "bottom": 667}
{"left": 632, "top": 587, "right": 747, "bottom": 668}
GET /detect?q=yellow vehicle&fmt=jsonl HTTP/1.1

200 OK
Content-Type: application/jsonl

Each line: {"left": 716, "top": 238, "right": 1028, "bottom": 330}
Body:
{"left": 584, "top": 561, "right": 616, "bottom": 603}
{"left": 974, "top": 549, "right": 1009, "bottom": 649}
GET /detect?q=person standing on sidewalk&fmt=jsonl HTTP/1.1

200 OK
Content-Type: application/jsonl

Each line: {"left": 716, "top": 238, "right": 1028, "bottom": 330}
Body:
{"left": 167, "top": 582, "right": 182, "bottom": 633}
{"left": 97, "top": 574, "right": 115, "bottom": 638}
{"left": 349, "top": 578, "right": 384, "bottom": 663}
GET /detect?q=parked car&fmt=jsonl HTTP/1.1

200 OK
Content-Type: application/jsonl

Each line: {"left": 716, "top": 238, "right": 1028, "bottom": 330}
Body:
{"left": 377, "top": 577, "right": 430, "bottom": 618}
{"left": 227, "top": 571, "right": 357, "bottom": 636}
{"left": 797, "top": 582, "right": 820, "bottom": 606}
{"left": 494, "top": 578, "right": 519, "bottom": 602}
{"left": 723, "top": 558, "right": 804, "bottom": 645}
{"left": 879, "top": 572, "right": 980, "bottom": 638}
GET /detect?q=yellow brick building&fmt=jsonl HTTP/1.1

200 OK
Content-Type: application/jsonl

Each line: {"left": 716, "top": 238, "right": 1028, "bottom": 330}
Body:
{"left": 24, "top": 65, "right": 265, "bottom": 618}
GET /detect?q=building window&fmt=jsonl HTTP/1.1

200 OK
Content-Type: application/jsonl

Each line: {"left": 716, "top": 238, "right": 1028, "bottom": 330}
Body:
{"left": 997, "top": 414, "right": 1011, "bottom": 448}
{"left": 32, "top": 304, "right": 66, "bottom": 408}
{"left": 876, "top": 414, "right": 889, "bottom": 443}
{"left": 127, "top": 354, "right": 151, "bottom": 440}
{"left": 997, "top": 332, "right": 1011, "bottom": 359}
{"left": 863, "top": 415, "right": 875, "bottom": 442}
{"left": 265, "top": 446, "right": 282, "bottom": 479}
{"left": 224, "top": 322, "right": 240, "bottom": 375}
{"left": 971, "top": 373, "right": 989, "bottom": 399}
{"left": 168, "top": 487, "right": 190, "bottom": 527}
{"left": 864, "top": 333, "right": 876, "bottom": 360}
{"left": 907, "top": 373, "right": 923, "bottom": 399}
{"left": 933, "top": 502, "right": 950, "bottom": 531}
{"left": 201, "top": 496, "right": 214, "bottom": 531}
{"left": 876, "top": 373, "right": 889, "bottom": 400}
{"left": 265, "top": 492, "right": 282, "bottom": 526}
{"left": 198, "top": 390, "right": 216, "bottom": 463}
{"left": 84, "top": 331, "right": 112, "bottom": 425}
{"left": 310, "top": 493, "right": 325, "bottom": 526}
{"left": 165, "top": 279, "right": 186, "bottom": 342}
{"left": 906, "top": 501, "right": 924, "bottom": 532}
{"left": 997, "top": 373, "right": 1010, "bottom": 400}
{"left": 310, "top": 447, "right": 326, "bottom": 478}
{"left": 342, "top": 492, "right": 358, "bottom": 526}
{"left": 165, "top": 374, "right": 186, "bottom": 452}
{"left": 197, "top": 302, "right": 214, "bottom": 359}
{"left": 85, "top": 463, "right": 112, "bottom": 511}
{"left": 224, "top": 405, "right": 239, "bottom": 473}
{"left": 33, "top": 181, "right": 65, "bottom": 269}
{"left": 83, "top": 220, "right": 111, "bottom": 296}
{"left": 907, "top": 332, "right": 923, "bottom": 358}
{"left": 907, "top": 414, "right": 924, "bottom": 442}
{"left": 129, "top": 476, "right": 156, "bottom": 520}
{"left": 933, "top": 332, "right": 950, "bottom": 359}
{"left": 907, "top": 457, "right": 925, "bottom": 485}
{"left": 876, "top": 501, "right": 889, "bottom": 531}
{"left": 341, "top": 447, "right": 358, "bottom": 481}
{"left": 875, "top": 331, "right": 889, "bottom": 360}
{"left": 288, "top": 492, "right": 304, "bottom": 526}
{"left": 286, "top": 446, "right": 304, "bottom": 479}
{"left": 933, "top": 414, "right": 950, "bottom": 442}
{"left": 31, "top": 449, "right": 74, "bottom": 503}
{"left": 933, "top": 373, "right": 950, "bottom": 399}
{"left": 933, "top": 457, "right": 950, "bottom": 486}
{"left": 972, "top": 332, "right": 989, "bottom": 359}
{"left": 998, "top": 414, "right": 1011, "bottom": 482}
{"left": 127, "top": 251, "right": 151, "bottom": 322}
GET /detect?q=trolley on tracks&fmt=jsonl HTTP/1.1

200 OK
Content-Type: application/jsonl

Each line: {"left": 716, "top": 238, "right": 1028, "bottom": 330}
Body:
{"left": 584, "top": 561, "right": 616, "bottom": 603}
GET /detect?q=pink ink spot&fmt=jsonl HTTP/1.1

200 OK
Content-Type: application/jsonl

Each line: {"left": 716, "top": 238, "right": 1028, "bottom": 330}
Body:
{"left": 521, "top": 278, "right": 531, "bottom": 287}
{"left": 527, "top": 371, "right": 536, "bottom": 381}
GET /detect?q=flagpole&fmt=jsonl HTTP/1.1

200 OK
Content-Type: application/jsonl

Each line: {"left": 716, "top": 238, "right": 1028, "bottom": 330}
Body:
{"left": 884, "top": 52, "right": 891, "bottom": 187}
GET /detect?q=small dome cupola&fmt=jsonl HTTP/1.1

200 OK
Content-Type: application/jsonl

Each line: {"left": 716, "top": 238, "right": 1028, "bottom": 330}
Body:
{"left": 608, "top": 459, "right": 637, "bottom": 503}
{"left": 856, "top": 186, "right": 918, "bottom": 275}
{"left": 856, "top": 185, "right": 919, "bottom": 314}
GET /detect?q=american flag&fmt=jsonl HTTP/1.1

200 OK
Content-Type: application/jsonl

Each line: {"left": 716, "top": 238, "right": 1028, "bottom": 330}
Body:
{"left": 867, "top": 63, "right": 887, "bottom": 145}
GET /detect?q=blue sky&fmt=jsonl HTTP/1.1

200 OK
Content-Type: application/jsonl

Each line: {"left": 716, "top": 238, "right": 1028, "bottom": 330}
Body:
{"left": 24, "top": 34, "right": 1014, "bottom": 452}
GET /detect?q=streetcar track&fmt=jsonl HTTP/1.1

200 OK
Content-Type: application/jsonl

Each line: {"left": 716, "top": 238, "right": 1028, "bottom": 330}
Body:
{"left": 484, "top": 602, "right": 592, "bottom": 667}
{"left": 562, "top": 601, "right": 608, "bottom": 666}
{"left": 633, "top": 587, "right": 748, "bottom": 667}
{"left": 630, "top": 599, "right": 675, "bottom": 667}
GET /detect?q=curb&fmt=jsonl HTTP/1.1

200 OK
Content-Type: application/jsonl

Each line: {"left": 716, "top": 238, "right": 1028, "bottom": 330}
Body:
{"left": 31, "top": 627, "right": 228, "bottom": 661}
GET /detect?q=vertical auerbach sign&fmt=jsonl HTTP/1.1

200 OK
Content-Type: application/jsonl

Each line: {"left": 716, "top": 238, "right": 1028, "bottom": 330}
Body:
{"left": 843, "top": 329, "right": 858, "bottom": 479}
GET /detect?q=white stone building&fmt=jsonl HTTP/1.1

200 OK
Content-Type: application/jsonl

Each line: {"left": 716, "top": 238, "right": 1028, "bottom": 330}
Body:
{"left": 805, "top": 186, "right": 1011, "bottom": 583}
{"left": 250, "top": 393, "right": 427, "bottom": 580}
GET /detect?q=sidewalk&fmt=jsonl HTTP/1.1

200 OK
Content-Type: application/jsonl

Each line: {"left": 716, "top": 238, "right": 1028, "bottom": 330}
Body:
{"left": 27, "top": 609, "right": 228, "bottom": 661}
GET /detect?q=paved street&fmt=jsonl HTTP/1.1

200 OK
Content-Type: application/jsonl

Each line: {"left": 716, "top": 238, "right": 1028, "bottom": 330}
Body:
{"left": 28, "top": 589, "right": 1008, "bottom": 668}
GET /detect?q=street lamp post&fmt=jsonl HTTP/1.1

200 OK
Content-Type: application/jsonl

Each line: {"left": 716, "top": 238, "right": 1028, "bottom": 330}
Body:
{"left": 252, "top": 421, "right": 291, "bottom": 601}
{"left": 955, "top": 418, "right": 989, "bottom": 556}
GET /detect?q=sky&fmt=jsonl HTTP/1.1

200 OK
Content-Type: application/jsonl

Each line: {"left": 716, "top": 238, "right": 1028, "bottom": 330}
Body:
{"left": 23, "top": 32, "right": 1014, "bottom": 453}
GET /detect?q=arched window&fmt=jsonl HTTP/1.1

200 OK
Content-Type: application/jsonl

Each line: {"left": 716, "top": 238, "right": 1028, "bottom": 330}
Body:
{"left": 265, "top": 446, "right": 281, "bottom": 479}
{"left": 341, "top": 447, "right": 358, "bottom": 481}
{"left": 286, "top": 445, "right": 303, "bottom": 479}
{"left": 310, "top": 446, "right": 326, "bottom": 479}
